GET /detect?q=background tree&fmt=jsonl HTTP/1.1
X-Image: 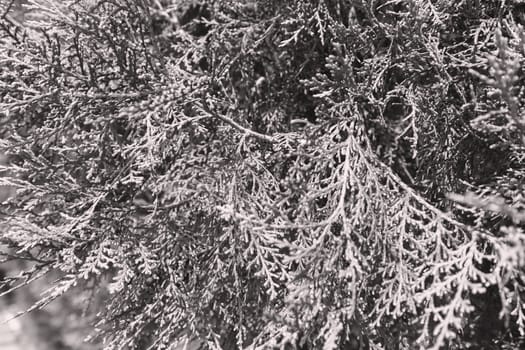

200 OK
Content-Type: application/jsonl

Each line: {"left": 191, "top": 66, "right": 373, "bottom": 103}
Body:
{"left": 0, "top": 0, "right": 525, "bottom": 349}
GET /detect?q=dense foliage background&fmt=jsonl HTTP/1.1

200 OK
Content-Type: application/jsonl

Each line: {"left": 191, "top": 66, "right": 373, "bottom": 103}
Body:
{"left": 1, "top": 0, "right": 525, "bottom": 349}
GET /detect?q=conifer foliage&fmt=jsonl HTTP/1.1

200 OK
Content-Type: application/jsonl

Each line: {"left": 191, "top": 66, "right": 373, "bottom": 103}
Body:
{"left": 1, "top": 0, "right": 525, "bottom": 349}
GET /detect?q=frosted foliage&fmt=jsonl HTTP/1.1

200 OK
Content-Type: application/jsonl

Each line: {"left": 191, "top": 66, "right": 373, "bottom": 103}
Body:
{"left": 0, "top": 1, "right": 524, "bottom": 350}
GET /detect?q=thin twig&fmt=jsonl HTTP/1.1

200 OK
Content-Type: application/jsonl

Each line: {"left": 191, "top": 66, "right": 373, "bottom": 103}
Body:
{"left": 0, "top": 0, "right": 15, "bottom": 20}
{"left": 200, "top": 100, "right": 277, "bottom": 143}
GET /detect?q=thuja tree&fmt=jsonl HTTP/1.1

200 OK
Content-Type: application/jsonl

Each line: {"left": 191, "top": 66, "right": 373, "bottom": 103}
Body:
{"left": 1, "top": 0, "right": 525, "bottom": 349}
